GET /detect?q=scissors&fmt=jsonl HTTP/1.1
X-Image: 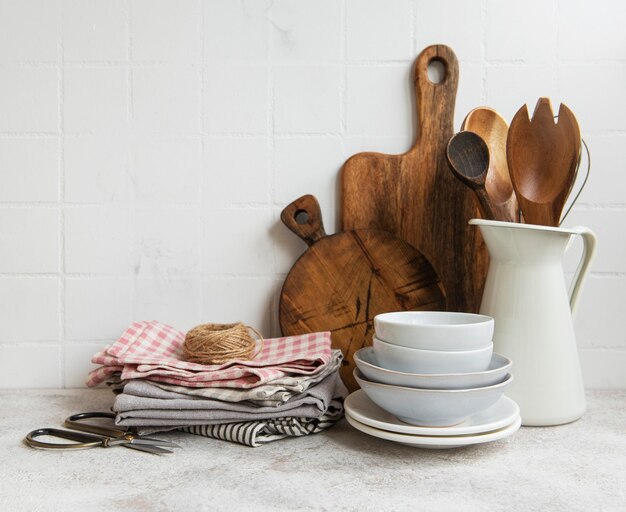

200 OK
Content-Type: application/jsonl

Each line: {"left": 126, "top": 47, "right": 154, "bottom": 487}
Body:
{"left": 25, "top": 412, "right": 180, "bottom": 455}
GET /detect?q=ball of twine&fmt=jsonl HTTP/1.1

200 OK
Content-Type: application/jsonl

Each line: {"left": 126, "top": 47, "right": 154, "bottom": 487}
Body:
{"left": 182, "top": 322, "right": 264, "bottom": 365}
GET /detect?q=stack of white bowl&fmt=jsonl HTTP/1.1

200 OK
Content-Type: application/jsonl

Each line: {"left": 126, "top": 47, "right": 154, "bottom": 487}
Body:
{"left": 346, "top": 311, "right": 521, "bottom": 448}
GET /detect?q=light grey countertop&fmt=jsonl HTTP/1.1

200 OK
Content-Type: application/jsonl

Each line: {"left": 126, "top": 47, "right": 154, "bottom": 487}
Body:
{"left": 1, "top": 389, "right": 624, "bottom": 512}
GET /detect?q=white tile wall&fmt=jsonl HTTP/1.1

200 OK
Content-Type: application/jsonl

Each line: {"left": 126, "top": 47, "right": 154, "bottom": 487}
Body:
{"left": 64, "top": 67, "right": 128, "bottom": 134}
{"left": 0, "top": 278, "right": 59, "bottom": 342}
{"left": 133, "top": 207, "right": 200, "bottom": 276}
{"left": 203, "top": 64, "right": 268, "bottom": 134}
{"left": 0, "top": 68, "right": 58, "bottom": 132}
{"left": 65, "top": 206, "right": 131, "bottom": 274}
{"left": 0, "top": 139, "right": 59, "bottom": 202}
{"left": 346, "top": 0, "right": 413, "bottom": 61}
{"left": 346, "top": 64, "right": 413, "bottom": 140}
{"left": 273, "top": 65, "right": 342, "bottom": 133}
{"left": 130, "top": 0, "right": 200, "bottom": 63}
{"left": 65, "top": 278, "right": 131, "bottom": 340}
{"left": 62, "top": 0, "right": 127, "bottom": 62}
{"left": 485, "top": 0, "right": 557, "bottom": 63}
{"left": 203, "top": 137, "right": 269, "bottom": 205}
{"left": 203, "top": 0, "right": 268, "bottom": 62}
{"left": 131, "top": 66, "right": 200, "bottom": 133}
{"left": 64, "top": 136, "right": 129, "bottom": 203}
{"left": 131, "top": 137, "right": 202, "bottom": 203}
{"left": 0, "top": 0, "right": 60, "bottom": 63}
{"left": 0, "top": 208, "right": 59, "bottom": 273}
{"left": 269, "top": 0, "right": 342, "bottom": 63}
{"left": 0, "top": 0, "right": 623, "bottom": 388}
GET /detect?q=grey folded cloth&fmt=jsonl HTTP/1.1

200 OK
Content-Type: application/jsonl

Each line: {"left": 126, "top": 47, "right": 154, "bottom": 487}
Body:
{"left": 120, "top": 349, "right": 343, "bottom": 407}
{"left": 114, "top": 370, "right": 346, "bottom": 428}
{"left": 179, "top": 405, "right": 344, "bottom": 447}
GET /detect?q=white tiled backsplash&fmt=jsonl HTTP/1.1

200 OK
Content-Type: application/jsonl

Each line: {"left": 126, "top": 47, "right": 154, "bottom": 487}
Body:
{"left": 0, "top": 0, "right": 624, "bottom": 388}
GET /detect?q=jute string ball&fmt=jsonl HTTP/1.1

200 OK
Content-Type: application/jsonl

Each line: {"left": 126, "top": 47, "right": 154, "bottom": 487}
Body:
{"left": 182, "top": 322, "right": 264, "bottom": 365}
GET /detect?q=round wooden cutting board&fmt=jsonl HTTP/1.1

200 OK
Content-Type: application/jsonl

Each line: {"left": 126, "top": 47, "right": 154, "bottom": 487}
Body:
{"left": 279, "top": 195, "right": 446, "bottom": 391}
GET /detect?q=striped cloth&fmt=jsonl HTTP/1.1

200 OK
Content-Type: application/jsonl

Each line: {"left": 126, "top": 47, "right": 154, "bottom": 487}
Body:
{"left": 87, "top": 321, "right": 332, "bottom": 389}
{"left": 180, "top": 405, "right": 344, "bottom": 448}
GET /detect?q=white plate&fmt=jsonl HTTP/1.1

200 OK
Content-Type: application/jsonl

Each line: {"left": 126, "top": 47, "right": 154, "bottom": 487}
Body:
{"left": 345, "top": 412, "right": 522, "bottom": 449}
{"left": 345, "top": 389, "right": 520, "bottom": 436}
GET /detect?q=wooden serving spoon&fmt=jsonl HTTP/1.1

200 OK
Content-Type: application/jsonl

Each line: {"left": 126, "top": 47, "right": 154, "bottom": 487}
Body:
{"left": 461, "top": 107, "right": 518, "bottom": 222}
{"left": 506, "top": 98, "right": 581, "bottom": 226}
{"left": 446, "top": 131, "right": 498, "bottom": 220}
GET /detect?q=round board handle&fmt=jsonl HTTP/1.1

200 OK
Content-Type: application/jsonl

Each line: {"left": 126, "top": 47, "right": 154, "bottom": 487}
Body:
{"left": 280, "top": 194, "right": 327, "bottom": 247}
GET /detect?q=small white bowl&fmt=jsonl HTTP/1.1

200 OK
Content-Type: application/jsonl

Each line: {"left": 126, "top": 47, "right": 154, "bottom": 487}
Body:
{"left": 373, "top": 336, "right": 493, "bottom": 374}
{"left": 374, "top": 311, "right": 494, "bottom": 351}
{"left": 354, "top": 347, "right": 511, "bottom": 389}
{"left": 354, "top": 368, "right": 513, "bottom": 427}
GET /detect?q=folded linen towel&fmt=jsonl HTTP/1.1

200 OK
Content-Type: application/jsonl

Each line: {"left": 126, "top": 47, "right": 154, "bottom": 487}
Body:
{"left": 87, "top": 321, "right": 332, "bottom": 389}
{"left": 119, "top": 349, "right": 343, "bottom": 406}
{"left": 114, "top": 369, "right": 342, "bottom": 427}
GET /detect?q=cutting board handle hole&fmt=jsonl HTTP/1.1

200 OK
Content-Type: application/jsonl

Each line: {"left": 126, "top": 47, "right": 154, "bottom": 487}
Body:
{"left": 294, "top": 209, "right": 309, "bottom": 225}
{"left": 427, "top": 58, "right": 446, "bottom": 84}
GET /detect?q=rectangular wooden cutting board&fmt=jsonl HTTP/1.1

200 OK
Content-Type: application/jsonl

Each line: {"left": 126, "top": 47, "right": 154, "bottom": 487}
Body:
{"left": 341, "top": 44, "right": 488, "bottom": 313}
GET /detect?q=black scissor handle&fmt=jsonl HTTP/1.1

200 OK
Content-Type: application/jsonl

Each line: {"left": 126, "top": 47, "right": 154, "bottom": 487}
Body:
{"left": 65, "top": 412, "right": 129, "bottom": 438}
{"left": 25, "top": 428, "right": 105, "bottom": 450}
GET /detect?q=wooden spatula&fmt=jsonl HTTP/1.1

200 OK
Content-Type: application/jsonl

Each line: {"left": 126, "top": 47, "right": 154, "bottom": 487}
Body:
{"left": 506, "top": 98, "right": 581, "bottom": 226}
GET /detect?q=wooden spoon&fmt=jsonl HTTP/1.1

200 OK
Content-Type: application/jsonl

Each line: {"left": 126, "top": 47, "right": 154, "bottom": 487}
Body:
{"left": 506, "top": 98, "right": 581, "bottom": 226}
{"left": 446, "top": 131, "right": 498, "bottom": 220}
{"left": 462, "top": 107, "right": 518, "bottom": 222}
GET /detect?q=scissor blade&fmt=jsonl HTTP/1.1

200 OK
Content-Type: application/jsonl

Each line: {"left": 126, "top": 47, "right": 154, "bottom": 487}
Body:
{"left": 123, "top": 442, "right": 173, "bottom": 455}
{"left": 132, "top": 437, "right": 181, "bottom": 448}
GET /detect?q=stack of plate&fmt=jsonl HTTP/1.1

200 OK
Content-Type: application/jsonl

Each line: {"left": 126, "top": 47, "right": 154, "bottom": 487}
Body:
{"left": 345, "top": 311, "right": 521, "bottom": 448}
{"left": 345, "top": 390, "right": 521, "bottom": 449}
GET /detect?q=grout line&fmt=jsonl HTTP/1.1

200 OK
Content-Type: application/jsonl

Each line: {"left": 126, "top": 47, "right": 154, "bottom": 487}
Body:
{"left": 57, "top": 2, "right": 66, "bottom": 388}
{"left": 338, "top": 0, "right": 348, "bottom": 235}
{"left": 7, "top": 57, "right": 626, "bottom": 67}
{"left": 125, "top": 0, "right": 137, "bottom": 327}
{"left": 409, "top": 0, "right": 416, "bottom": 55}
{"left": 480, "top": 0, "right": 487, "bottom": 103}
{"left": 267, "top": 1, "right": 278, "bottom": 337}
{"left": 198, "top": 0, "right": 205, "bottom": 323}
{"left": 553, "top": 0, "right": 559, "bottom": 97}
{"left": 2, "top": 129, "right": 623, "bottom": 139}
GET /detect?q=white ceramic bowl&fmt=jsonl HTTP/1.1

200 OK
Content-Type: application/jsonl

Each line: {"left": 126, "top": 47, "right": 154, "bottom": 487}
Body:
{"left": 374, "top": 311, "right": 494, "bottom": 351}
{"left": 354, "top": 368, "right": 513, "bottom": 427}
{"left": 354, "top": 347, "right": 511, "bottom": 390}
{"left": 373, "top": 336, "right": 493, "bottom": 374}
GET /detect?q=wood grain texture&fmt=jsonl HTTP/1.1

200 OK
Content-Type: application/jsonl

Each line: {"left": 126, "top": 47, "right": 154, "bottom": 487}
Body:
{"left": 279, "top": 195, "right": 445, "bottom": 391}
{"left": 461, "top": 107, "right": 519, "bottom": 222}
{"left": 507, "top": 98, "right": 581, "bottom": 226}
{"left": 341, "top": 45, "right": 488, "bottom": 313}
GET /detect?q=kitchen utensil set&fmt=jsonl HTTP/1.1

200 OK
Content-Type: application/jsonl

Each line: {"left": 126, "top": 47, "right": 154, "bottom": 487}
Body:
{"left": 452, "top": 98, "right": 585, "bottom": 227}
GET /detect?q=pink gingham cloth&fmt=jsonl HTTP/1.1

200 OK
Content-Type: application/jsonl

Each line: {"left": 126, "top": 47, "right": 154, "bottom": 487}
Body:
{"left": 87, "top": 321, "right": 332, "bottom": 389}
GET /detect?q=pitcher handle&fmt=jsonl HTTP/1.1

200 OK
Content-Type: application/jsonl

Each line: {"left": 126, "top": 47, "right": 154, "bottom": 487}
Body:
{"left": 568, "top": 226, "right": 597, "bottom": 315}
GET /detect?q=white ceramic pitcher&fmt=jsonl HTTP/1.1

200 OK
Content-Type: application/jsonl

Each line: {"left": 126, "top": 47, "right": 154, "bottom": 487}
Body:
{"left": 469, "top": 219, "right": 597, "bottom": 426}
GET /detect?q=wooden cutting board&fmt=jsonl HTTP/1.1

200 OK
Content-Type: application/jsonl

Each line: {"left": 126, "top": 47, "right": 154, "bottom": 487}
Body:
{"left": 341, "top": 44, "right": 488, "bottom": 313}
{"left": 279, "top": 195, "right": 445, "bottom": 391}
